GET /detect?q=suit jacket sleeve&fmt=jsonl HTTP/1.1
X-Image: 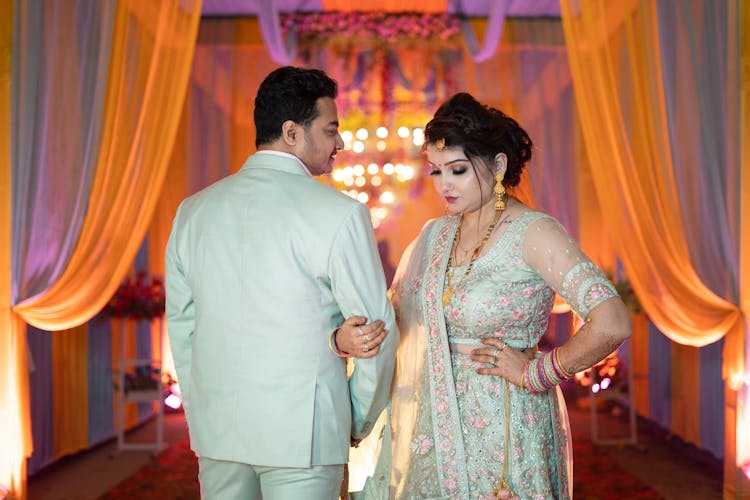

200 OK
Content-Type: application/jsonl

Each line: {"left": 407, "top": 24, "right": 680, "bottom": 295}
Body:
{"left": 329, "top": 203, "right": 399, "bottom": 439}
{"left": 165, "top": 204, "right": 195, "bottom": 416}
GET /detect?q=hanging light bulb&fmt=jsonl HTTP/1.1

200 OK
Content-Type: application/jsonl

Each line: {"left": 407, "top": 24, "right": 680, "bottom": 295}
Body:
{"left": 379, "top": 191, "right": 395, "bottom": 204}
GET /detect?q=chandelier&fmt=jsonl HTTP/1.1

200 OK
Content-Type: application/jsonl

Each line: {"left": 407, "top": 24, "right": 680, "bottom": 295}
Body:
{"left": 332, "top": 123, "right": 425, "bottom": 229}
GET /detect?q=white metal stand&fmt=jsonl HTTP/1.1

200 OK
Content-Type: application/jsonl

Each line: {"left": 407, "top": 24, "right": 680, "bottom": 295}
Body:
{"left": 115, "top": 318, "right": 165, "bottom": 455}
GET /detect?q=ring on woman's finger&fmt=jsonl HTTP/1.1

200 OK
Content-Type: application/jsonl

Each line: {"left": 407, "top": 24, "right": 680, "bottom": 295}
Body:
{"left": 364, "top": 334, "right": 370, "bottom": 341}
{"left": 358, "top": 327, "right": 364, "bottom": 337}
{"left": 364, "top": 342, "right": 369, "bottom": 352}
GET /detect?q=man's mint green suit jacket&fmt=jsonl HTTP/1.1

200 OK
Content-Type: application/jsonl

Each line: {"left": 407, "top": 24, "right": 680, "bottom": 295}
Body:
{"left": 165, "top": 152, "right": 398, "bottom": 467}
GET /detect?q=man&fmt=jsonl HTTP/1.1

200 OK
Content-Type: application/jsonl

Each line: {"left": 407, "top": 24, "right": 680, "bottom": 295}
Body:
{"left": 166, "top": 66, "right": 398, "bottom": 499}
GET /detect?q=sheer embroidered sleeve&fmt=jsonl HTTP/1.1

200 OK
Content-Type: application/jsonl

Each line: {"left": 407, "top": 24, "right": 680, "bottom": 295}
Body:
{"left": 522, "top": 214, "right": 618, "bottom": 320}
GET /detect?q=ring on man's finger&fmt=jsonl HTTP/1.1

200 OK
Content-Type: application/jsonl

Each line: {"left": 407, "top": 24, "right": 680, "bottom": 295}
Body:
{"left": 365, "top": 334, "right": 370, "bottom": 341}
{"left": 364, "top": 342, "right": 369, "bottom": 352}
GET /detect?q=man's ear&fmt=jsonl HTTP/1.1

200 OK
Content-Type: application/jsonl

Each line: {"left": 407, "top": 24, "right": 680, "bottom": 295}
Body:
{"left": 281, "top": 120, "right": 299, "bottom": 146}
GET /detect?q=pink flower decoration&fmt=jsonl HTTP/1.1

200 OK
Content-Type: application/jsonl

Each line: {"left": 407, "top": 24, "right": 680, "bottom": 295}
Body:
{"left": 409, "top": 434, "right": 433, "bottom": 455}
{"left": 524, "top": 412, "right": 539, "bottom": 426}
{"left": 470, "top": 416, "right": 488, "bottom": 429}
{"left": 430, "top": 326, "right": 439, "bottom": 339}
{"left": 440, "top": 439, "right": 453, "bottom": 452}
{"left": 444, "top": 477, "right": 458, "bottom": 490}
{"left": 436, "top": 399, "right": 449, "bottom": 414}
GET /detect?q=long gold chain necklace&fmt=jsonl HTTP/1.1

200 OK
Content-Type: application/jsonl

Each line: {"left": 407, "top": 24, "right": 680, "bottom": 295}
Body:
{"left": 442, "top": 209, "right": 503, "bottom": 306}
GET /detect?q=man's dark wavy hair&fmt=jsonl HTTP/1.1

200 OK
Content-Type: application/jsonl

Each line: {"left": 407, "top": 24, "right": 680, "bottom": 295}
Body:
{"left": 254, "top": 66, "right": 338, "bottom": 148}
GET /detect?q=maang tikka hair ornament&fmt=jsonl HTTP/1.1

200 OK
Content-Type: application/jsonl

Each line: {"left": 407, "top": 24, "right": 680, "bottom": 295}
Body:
{"left": 435, "top": 137, "right": 446, "bottom": 151}
{"left": 494, "top": 172, "right": 506, "bottom": 211}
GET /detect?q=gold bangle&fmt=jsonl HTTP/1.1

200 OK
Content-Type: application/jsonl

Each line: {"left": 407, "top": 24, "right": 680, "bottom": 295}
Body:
{"left": 520, "top": 369, "right": 527, "bottom": 392}
{"left": 328, "top": 328, "right": 348, "bottom": 358}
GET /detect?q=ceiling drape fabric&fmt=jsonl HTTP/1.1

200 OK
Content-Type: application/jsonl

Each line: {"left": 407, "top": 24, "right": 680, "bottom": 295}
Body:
{"left": 12, "top": 0, "right": 201, "bottom": 330}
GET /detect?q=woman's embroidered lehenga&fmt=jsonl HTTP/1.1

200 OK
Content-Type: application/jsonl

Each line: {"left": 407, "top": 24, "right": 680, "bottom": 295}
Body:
{"left": 353, "top": 211, "right": 618, "bottom": 500}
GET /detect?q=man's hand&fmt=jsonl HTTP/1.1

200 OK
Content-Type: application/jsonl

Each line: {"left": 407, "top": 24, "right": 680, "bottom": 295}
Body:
{"left": 334, "top": 316, "right": 388, "bottom": 358}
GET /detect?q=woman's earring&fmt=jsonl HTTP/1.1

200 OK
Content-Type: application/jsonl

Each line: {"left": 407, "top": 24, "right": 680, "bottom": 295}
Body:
{"left": 494, "top": 173, "right": 506, "bottom": 211}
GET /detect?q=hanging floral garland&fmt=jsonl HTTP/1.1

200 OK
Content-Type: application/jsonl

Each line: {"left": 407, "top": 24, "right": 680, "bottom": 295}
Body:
{"left": 281, "top": 12, "right": 461, "bottom": 45}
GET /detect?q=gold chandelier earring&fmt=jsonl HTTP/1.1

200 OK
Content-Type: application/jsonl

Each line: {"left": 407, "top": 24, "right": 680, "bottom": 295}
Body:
{"left": 494, "top": 173, "right": 506, "bottom": 211}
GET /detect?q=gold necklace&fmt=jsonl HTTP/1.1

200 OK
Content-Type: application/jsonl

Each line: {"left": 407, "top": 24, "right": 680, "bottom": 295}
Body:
{"left": 442, "top": 210, "right": 503, "bottom": 306}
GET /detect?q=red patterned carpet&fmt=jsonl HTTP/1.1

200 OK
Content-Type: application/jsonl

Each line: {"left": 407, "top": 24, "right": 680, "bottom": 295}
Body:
{"left": 99, "top": 436, "right": 199, "bottom": 499}
{"left": 99, "top": 420, "right": 662, "bottom": 499}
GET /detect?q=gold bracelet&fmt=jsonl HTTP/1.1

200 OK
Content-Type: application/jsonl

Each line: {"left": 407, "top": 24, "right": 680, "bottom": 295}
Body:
{"left": 328, "top": 328, "right": 348, "bottom": 358}
{"left": 520, "top": 368, "right": 527, "bottom": 392}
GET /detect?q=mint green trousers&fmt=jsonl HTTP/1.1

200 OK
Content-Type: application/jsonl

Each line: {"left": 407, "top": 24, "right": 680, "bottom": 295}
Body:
{"left": 198, "top": 456, "right": 344, "bottom": 500}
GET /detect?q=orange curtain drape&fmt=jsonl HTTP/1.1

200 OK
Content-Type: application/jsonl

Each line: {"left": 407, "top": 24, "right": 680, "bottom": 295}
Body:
{"left": 736, "top": 0, "right": 750, "bottom": 491}
{"left": 560, "top": 0, "right": 741, "bottom": 349}
{"left": 12, "top": 0, "right": 201, "bottom": 330}
{"left": 2, "top": 2, "right": 201, "bottom": 498}
{"left": 52, "top": 325, "right": 89, "bottom": 458}
{"left": 0, "top": 0, "right": 32, "bottom": 497}
{"left": 561, "top": 0, "right": 748, "bottom": 493}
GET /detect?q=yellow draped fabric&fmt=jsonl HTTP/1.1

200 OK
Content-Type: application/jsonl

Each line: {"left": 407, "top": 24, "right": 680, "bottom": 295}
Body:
{"left": 670, "top": 343, "right": 701, "bottom": 446}
{"left": 735, "top": 0, "right": 750, "bottom": 493}
{"left": 560, "top": 0, "right": 741, "bottom": 348}
{"left": 12, "top": 0, "right": 201, "bottom": 330}
{"left": 2, "top": 2, "right": 200, "bottom": 497}
{"left": 1, "top": 1, "right": 32, "bottom": 498}
{"left": 52, "top": 325, "right": 89, "bottom": 458}
{"left": 561, "top": 0, "right": 749, "bottom": 492}
{"left": 630, "top": 313, "right": 650, "bottom": 416}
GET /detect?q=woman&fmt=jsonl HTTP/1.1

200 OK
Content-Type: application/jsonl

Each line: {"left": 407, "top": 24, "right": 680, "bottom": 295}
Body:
{"left": 352, "top": 93, "right": 632, "bottom": 499}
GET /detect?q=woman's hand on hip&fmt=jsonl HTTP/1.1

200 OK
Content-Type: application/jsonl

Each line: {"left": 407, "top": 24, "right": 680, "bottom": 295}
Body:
{"left": 471, "top": 337, "right": 535, "bottom": 388}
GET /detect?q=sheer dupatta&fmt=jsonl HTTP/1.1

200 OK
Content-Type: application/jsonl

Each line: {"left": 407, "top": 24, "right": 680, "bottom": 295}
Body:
{"left": 358, "top": 218, "right": 472, "bottom": 498}
{"left": 352, "top": 219, "right": 438, "bottom": 498}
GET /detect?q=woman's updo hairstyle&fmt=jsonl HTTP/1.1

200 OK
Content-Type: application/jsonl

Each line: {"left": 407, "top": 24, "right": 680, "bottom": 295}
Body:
{"left": 423, "top": 93, "right": 532, "bottom": 188}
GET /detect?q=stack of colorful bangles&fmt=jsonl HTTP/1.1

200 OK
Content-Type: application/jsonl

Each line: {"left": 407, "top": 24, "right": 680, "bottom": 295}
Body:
{"left": 522, "top": 347, "right": 573, "bottom": 393}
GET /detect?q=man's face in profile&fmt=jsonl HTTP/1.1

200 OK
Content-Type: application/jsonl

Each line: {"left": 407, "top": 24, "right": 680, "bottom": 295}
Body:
{"left": 294, "top": 97, "right": 344, "bottom": 176}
